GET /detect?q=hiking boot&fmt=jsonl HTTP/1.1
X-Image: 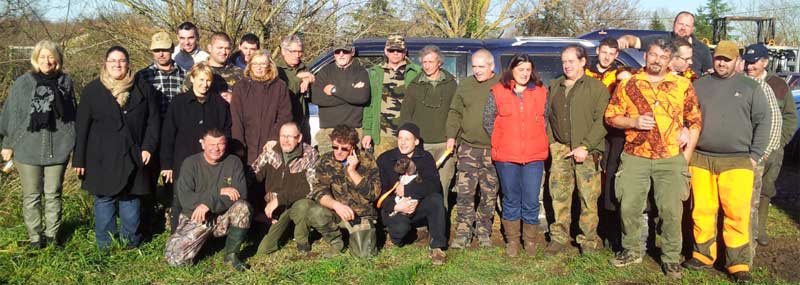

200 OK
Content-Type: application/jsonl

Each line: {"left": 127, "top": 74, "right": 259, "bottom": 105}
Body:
{"left": 662, "top": 262, "right": 683, "bottom": 279}
{"left": 27, "top": 240, "right": 44, "bottom": 250}
{"left": 610, "top": 250, "right": 642, "bottom": 267}
{"left": 450, "top": 236, "right": 469, "bottom": 249}
{"left": 223, "top": 227, "right": 250, "bottom": 272}
{"left": 297, "top": 243, "right": 311, "bottom": 254}
{"left": 732, "top": 271, "right": 752, "bottom": 283}
{"left": 543, "top": 241, "right": 568, "bottom": 255}
{"left": 501, "top": 219, "right": 521, "bottom": 257}
{"left": 477, "top": 236, "right": 493, "bottom": 248}
{"left": 756, "top": 236, "right": 769, "bottom": 246}
{"left": 682, "top": 258, "right": 712, "bottom": 271}
{"left": 324, "top": 237, "right": 344, "bottom": 258}
{"left": 430, "top": 248, "right": 447, "bottom": 265}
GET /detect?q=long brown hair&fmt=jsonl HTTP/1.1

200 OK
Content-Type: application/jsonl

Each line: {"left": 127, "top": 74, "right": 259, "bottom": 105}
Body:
{"left": 499, "top": 53, "right": 542, "bottom": 89}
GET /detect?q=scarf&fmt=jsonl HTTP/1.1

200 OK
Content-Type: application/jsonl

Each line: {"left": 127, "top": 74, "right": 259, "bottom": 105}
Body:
{"left": 28, "top": 72, "right": 72, "bottom": 132}
{"left": 100, "top": 67, "right": 134, "bottom": 107}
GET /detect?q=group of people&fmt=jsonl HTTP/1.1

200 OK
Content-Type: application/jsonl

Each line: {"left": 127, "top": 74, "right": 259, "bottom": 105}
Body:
{"left": 1, "top": 11, "right": 797, "bottom": 282}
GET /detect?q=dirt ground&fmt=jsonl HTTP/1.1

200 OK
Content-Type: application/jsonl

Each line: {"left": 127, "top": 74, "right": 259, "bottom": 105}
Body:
{"left": 753, "top": 236, "right": 800, "bottom": 282}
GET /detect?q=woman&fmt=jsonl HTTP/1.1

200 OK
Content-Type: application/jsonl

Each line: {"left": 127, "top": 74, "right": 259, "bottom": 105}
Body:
{"left": 0, "top": 40, "right": 76, "bottom": 249}
{"left": 483, "top": 53, "right": 548, "bottom": 257}
{"left": 73, "top": 46, "right": 160, "bottom": 249}
{"left": 160, "top": 62, "right": 231, "bottom": 233}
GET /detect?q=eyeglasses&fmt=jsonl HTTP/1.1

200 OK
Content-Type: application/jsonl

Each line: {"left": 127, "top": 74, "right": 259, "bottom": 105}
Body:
{"left": 676, "top": 55, "right": 692, "bottom": 62}
{"left": 285, "top": 49, "right": 303, "bottom": 54}
{"left": 106, "top": 59, "right": 129, "bottom": 64}
{"left": 387, "top": 49, "right": 404, "bottom": 54}
{"left": 332, "top": 145, "right": 352, "bottom": 152}
{"left": 334, "top": 50, "right": 352, "bottom": 55}
{"left": 251, "top": 62, "right": 269, "bottom": 67}
{"left": 280, "top": 134, "right": 300, "bottom": 139}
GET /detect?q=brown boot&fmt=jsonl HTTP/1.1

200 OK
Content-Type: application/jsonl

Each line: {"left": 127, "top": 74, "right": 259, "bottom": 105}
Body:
{"left": 522, "top": 223, "right": 541, "bottom": 256}
{"left": 502, "top": 219, "right": 521, "bottom": 257}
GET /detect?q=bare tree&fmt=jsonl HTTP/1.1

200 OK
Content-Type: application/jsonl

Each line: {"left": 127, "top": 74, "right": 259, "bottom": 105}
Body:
{"left": 516, "top": 0, "right": 643, "bottom": 37}
{"left": 417, "top": 0, "right": 535, "bottom": 38}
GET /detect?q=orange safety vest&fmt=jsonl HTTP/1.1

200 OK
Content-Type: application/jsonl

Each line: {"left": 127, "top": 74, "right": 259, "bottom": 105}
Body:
{"left": 488, "top": 82, "right": 549, "bottom": 164}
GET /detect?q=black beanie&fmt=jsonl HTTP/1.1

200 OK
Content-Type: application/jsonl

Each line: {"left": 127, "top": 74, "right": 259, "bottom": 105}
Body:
{"left": 398, "top": 123, "right": 421, "bottom": 139}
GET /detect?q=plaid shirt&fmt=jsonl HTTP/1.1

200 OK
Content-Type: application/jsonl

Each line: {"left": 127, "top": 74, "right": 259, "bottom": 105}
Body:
{"left": 136, "top": 63, "right": 186, "bottom": 115}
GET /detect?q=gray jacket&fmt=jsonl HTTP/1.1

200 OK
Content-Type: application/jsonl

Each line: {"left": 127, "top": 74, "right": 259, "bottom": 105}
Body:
{"left": 0, "top": 72, "right": 76, "bottom": 165}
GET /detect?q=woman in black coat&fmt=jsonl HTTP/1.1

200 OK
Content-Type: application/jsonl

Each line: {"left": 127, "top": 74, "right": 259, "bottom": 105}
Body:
{"left": 159, "top": 62, "right": 231, "bottom": 233}
{"left": 72, "top": 46, "right": 160, "bottom": 249}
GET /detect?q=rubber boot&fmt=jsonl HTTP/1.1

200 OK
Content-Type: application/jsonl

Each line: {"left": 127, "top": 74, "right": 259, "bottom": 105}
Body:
{"left": 756, "top": 195, "right": 770, "bottom": 246}
{"left": 522, "top": 223, "right": 540, "bottom": 256}
{"left": 223, "top": 227, "right": 250, "bottom": 271}
{"left": 502, "top": 219, "right": 521, "bottom": 257}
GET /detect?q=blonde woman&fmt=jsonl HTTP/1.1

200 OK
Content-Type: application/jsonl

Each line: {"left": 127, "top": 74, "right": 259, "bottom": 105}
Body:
{"left": 0, "top": 40, "right": 76, "bottom": 249}
{"left": 73, "top": 46, "right": 160, "bottom": 249}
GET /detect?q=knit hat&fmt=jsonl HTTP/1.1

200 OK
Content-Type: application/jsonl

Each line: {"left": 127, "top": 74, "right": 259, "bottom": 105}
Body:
{"left": 398, "top": 123, "right": 420, "bottom": 139}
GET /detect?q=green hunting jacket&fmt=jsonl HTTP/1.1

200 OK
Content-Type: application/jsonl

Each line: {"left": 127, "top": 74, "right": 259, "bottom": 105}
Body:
{"left": 362, "top": 60, "right": 421, "bottom": 146}
{"left": 546, "top": 74, "right": 609, "bottom": 153}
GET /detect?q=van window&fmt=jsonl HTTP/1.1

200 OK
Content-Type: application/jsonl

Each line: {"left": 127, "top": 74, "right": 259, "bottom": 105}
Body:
{"left": 500, "top": 54, "right": 606, "bottom": 83}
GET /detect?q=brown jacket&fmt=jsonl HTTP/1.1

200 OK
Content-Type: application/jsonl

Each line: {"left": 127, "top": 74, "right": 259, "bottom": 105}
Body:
{"left": 231, "top": 77, "right": 293, "bottom": 164}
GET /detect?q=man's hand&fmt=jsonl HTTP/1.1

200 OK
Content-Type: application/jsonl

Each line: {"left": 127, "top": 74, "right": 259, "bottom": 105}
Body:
{"left": 564, "top": 147, "right": 589, "bottom": 163}
{"left": 346, "top": 151, "right": 359, "bottom": 172}
{"left": 393, "top": 198, "right": 417, "bottom": 215}
{"left": 74, "top": 167, "right": 85, "bottom": 176}
{"left": 750, "top": 158, "right": 757, "bottom": 169}
{"left": 617, "top": 35, "right": 639, "bottom": 49}
{"left": 678, "top": 127, "right": 690, "bottom": 148}
{"left": 221, "top": 91, "right": 233, "bottom": 103}
{"left": 263, "top": 140, "right": 277, "bottom": 151}
{"left": 353, "top": 81, "right": 365, "bottom": 88}
{"left": 394, "top": 182, "right": 405, "bottom": 197}
{"left": 161, "top": 170, "right": 173, "bottom": 184}
{"left": 446, "top": 138, "right": 456, "bottom": 153}
{"left": 141, "top": 151, "right": 151, "bottom": 165}
{"left": 264, "top": 196, "right": 278, "bottom": 219}
{"left": 297, "top": 71, "right": 315, "bottom": 82}
{"left": 1, "top": 149, "right": 12, "bottom": 161}
{"left": 333, "top": 202, "right": 355, "bottom": 221}
{"left": 634, "top": 114, "right": 656, "bottom": 130}
{"left": 323, "top": 84, "right": 335, "bottom": 96}
{"left": 220, "top": 187, "right": 240, "bottom": 201}
{"left": 361, "top": 135, "right": 372, "bottom": 149}
{"left": 191, "top": 204, "right": 210, "bottom": 223}
{"left": 683, "top": 151, "right": 693, "bottom": 164}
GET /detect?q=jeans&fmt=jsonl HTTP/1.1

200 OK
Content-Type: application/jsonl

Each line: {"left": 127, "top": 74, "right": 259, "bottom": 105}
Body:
{"left": 17, "top": 162, "right": 67, "bottom": 242}
{"left": 495, "top": 160, "right": 544, "bottom": 225}
{"left": 93, "top": 194, "right": 142, "bottom": 248}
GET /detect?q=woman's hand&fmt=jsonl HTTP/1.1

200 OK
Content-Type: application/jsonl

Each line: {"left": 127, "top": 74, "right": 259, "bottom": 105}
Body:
{"left": 141, "top": 151, "right": 151, "bottom": 165}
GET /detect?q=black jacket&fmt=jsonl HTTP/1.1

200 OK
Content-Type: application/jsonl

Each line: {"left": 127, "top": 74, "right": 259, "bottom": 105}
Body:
{"left": 310, "top": 61, "right": 370, "bottom": 128}
{"left": 160, "top": 91, "right": 231, "bottom": 176}
{"left": 73, "top": 77, "right": 160, "bottom": 196}
{"left": 376, "top": 146, "right": 440, "bottom": 212}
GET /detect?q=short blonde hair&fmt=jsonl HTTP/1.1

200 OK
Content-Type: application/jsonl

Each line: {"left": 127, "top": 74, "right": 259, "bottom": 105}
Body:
{"left": 187, "top": 61, "right": 214, "bottom": 81}
{"left": 30, "top": 40, "right": 63, "bottom": 73}
{"left": 244, "top": 50, "right": 278, "bottom": 81}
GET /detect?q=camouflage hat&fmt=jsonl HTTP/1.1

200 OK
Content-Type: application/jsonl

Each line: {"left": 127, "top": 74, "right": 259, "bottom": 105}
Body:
{"left": 150, "top": 31, "right": 173, "bottom": 50}
{"left": 385, "top": 35, "right": 405, "bottom": 50}
{"left": 332, "top": 39, "right": 354, "bottom": 51}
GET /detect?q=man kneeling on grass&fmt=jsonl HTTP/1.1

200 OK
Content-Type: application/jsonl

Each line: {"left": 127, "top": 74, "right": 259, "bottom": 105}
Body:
{"left": 164, "top": 129, "right": 251, "bottom": 271}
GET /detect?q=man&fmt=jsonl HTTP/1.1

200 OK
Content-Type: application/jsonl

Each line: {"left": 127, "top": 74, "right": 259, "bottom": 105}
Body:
{"left": 228, "top": 33, "right": 260, "bottom": 69}
{"left": 164, "top": 129, "right": 251, "bottom": 271}
{"left": 605, "top": 39, "right": 702, "bottom": 279}
{"left": 684, "top": 41, "right": 772, "bottom": 283}
{"left": 361, "top": 35, "right": 422, "bottom": 156}
{"left": 377, "top": 123, "right": 448, "bottom": 265}
{"left": 545, "top": 45, "right": 609, "bottom": 255}
{"left": 618, "top": 11, "right": 713, "bottom": 75}
{"left": 276, "top": 35, "right": 315, "bottom": 143}
{"left": 135, "top": 31, "right": 187, "bottom": 234}
{"left": 172, "top": 22, "right": 209, "bottom": 71}
{"left": 669, "top": 38, "right": 697, "bottom": 81}
{"left": 585, "top": 37, "right": 621, "bottom": 89}
{"left": 252, "top": 122, "right": 319, "bottom": 255}
{"left": 311, "top": 41, "right": 370, "bottom": 154}
{"left": 742, "top": 43, "right": 785, "bottom": 256}
{"left": 400, "top": 45, "right": 457, "bottom": 205}
{"left": 205, "top": 32, "right": 243, "bottom": 103}
{"left": 444, "top": 49, "right": 499, "bottom": 249}
{"left": 742, "top": 43, "right": 798, "bottom": 247}
{"left": 306, "top": 125, "right": 382, "bottom": 257}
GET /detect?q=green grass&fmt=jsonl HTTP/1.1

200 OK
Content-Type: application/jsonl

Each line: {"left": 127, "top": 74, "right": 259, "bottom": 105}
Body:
{"left": 1, "top": 171, "right": 798, "bottom": 284}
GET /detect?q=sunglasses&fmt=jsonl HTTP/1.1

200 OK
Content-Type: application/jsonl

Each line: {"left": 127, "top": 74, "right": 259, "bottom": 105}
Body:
{"left": 332, "top": 145, "right": 352, "bottom": 152}
{"left": 334, "top": 49, "right": 352, "bottom": 55}
{"left": 387, "top": 49, "right": 405, "bottom": 54}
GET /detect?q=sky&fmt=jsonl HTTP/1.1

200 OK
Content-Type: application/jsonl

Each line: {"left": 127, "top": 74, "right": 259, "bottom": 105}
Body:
{"left": 42, "top": 0, "right": 709, "bottom": 22}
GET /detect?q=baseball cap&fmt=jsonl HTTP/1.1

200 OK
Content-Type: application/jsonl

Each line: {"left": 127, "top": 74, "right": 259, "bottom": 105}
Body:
{"left": 150, "top": 31, "right": 173, "bottom": 50}
{"left": 332, "top": 39, "right": 354, "bottom": 51}
{"left": 385, "top": 35, "right": 406, "bottom": 51}
{"left": 713, "top": 41, "right": 739, "bottom": 60}
{"left": 742, "top": 43, "right": 769, "bottom": 62}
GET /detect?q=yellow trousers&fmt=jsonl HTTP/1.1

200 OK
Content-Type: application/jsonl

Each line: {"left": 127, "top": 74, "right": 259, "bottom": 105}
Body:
{"left": 689, "top": 152, "right": 754, "bottom": 274}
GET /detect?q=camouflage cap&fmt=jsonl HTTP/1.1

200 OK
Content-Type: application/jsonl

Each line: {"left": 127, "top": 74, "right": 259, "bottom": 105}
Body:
{"left": 150, "top": 31, "right": 173, "bottom": 50}
{"left": 385, "top": 35, "right": 405, "bottom": 50}
{"left": 332, "top": 39, "right": 354, "bottom": 51}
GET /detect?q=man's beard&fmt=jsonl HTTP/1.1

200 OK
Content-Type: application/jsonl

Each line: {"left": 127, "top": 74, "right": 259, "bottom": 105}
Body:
{"left": 647, "top": 64, "right": 663, "bottom": 75}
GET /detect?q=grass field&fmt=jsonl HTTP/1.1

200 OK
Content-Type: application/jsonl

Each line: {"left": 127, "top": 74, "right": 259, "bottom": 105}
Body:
{"left": 1, "top": 171, "right": 798, "bottom": 284}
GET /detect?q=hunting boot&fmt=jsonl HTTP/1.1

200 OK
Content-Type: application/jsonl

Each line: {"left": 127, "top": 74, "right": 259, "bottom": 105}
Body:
{"left": 756, "top": 195, "right": 770, "bottom": 246}
{"left": 223, "top": 226, "right": 249, "bottom": 271}
{"left": 502, "top": 219, "right": 521, "bottom": 257}
{"left": 522, "top": 223, "right": 540, "bottom": 256}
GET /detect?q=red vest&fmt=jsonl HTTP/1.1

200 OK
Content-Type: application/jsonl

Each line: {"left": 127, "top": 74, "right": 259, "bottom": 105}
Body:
{"left": 489, "top": 82, "right": 549, "bottom": 163}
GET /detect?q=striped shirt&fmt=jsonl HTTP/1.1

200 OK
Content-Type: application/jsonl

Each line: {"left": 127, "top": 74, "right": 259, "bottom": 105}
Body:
{"left": 751, "top": 72, "right": 783, "bottom": 157}
{"left": 136, "top": 63, "right": 186, "bottom": 115}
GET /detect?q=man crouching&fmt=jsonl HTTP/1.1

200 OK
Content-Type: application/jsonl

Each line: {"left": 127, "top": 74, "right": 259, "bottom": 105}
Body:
{"left": 164, "top": 128, "right": 251, "bottom": 271}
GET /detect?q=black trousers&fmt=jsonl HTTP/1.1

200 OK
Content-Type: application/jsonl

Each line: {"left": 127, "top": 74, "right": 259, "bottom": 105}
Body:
{"left": 382, "top": 192, "right": 448, "bottom": 249}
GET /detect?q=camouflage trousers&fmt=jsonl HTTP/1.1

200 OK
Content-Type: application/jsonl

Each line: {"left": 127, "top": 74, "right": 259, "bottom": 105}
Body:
{"left": 452, "top": 144, "right": 499, "bottom": 241}
{"left": 164, "top": 200, "right": 252, "bottom": 266}
{"left": 548, "top": 142, "right": 602, "bottom": 249}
